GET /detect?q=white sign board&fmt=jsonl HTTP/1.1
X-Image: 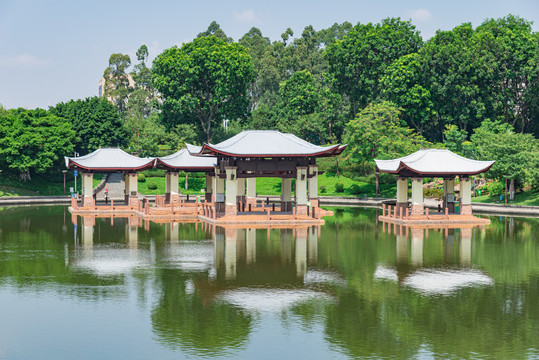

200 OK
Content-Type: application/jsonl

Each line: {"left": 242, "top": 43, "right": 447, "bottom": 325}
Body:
{"left": 447, "top": 193, "right": 455, "bottom": 202}
{"left": 216, "top": 193, "right": 225, "bottom": 202}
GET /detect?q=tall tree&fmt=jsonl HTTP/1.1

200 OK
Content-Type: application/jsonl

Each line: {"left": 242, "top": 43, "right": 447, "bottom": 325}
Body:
{"left": 343, "top": 101, "right": 430, "bottom": 175}
{"left": 326, "top": 18, "right": 423, "bottom": 116}
{"left": 103, "top": 53, "right": 132, "bottom": 113}
{"left": 0, "top": 108, "right": 75, "bottom": 180}
{"left": 475, "top": 15, "right": 539, "bottom": 133}
{"left": 50, "top": 97, "right": 128, "bottom": 154}
{"left": 132, "top": 44, "right": 152, "bottom": 91}
{"left": 152, "top": 36, "right": 256, "bottom": 143}
{"left": 197, "top": 21, "right": 232, "bottom": 43}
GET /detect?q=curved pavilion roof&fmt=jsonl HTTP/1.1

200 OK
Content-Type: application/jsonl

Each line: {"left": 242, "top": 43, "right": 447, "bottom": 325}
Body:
{"left": 191, "top": 130, "right": 346, "bottom": 158}
{"left": 374, "top": 149, "right": 495, "bottom": 178}
{"left": 65, "top": 148, "right": 155, "bottom": 172}
{"left": 156, "top": 149, "right": 216, "bottom": 172}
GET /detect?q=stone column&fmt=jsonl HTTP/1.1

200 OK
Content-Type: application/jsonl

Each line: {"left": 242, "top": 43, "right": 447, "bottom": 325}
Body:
{"left": 125, "top": 173, "right": 139, "bottom": 206}
{"left": 308, "top": 165, "right": 319, "bottom": 207}
{"left": 295, "top": 167, "right": 308, "bottom": 215}
{"left": 237, "top": 177, "right": 245, "bottom": 205}
{"left": 214, "top": 167, "right": 225, "bottom": 212}
{"left": 460, "top": 177, "right": 472, "bottom": 215}
{"left": 443, "top": 178, "right": 455, "bottom": 213}
{"left": 281, "top": 178, "right": 292, "bottom": 212}
{"left": 396, "top": 177, "right": 408, "bottom": 214}
{"left": 169, "top": 171, "right": 179, "bottom": 203}
{"left": 246, "top": 178, "right": 257, "bottom": 208}
{"left": 410, "top": 177, "right": 424, "bottom": 215}
{"left": 81, "top": 172, "right": 94, "bottom": 207}
{"left": 225, "top": 167, "right": 238, "bottom": 216}
{"left": 205, "top": 173, "right": 213, "bottom": 202}
{"left": 164, "top": 172, "right": 171, "bottom": 203}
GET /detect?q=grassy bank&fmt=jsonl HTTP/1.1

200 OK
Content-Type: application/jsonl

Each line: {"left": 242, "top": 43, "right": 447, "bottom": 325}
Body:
{"left": 472, "top": 190, "right": 539, "bottom": 206}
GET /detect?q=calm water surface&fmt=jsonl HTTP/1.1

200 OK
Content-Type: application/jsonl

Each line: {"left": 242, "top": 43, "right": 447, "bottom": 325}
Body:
{"left": 0, "top": 206, "right": 538, "bottom": 359}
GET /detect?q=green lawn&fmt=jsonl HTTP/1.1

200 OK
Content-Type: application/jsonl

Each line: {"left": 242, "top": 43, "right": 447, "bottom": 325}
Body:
{"left": 0, "top": 175, "right": 76, "bottom": 196}
{"left": 472, "top": 190, "right": 539, "bottom": 206}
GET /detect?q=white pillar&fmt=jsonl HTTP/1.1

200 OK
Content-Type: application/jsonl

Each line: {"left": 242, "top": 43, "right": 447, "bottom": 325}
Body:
{"left": 205, "top": 173, "right": 213, "bottom": 202}
{"left": 396, "top": 177, "right": 408, "bottom": 214}
{"left": 169, "top": 171, "right": 179, "bottom": 202}
{"left": 225, "top": 167, "right": 238, "bottom": 216}
{"left": 126, "top": 173, "right": 138, "bottom": 206}
{"left": 308, "top": 165, "right": 319, "bottom": 207}
{"left": 295, "top": 167, "right": 308, "bottom": 215}
{"left": 281, "top": 178, "right": 292, "bottom": 212}
{"left": 82, "top": 173, "right": 94, "bottom": 206}
{"left": 460, "top": 177, "right": 472, "bottom": 215}
{"left": 246, "top": 177, "right": 257, "bottom": 208}
{"left": 410, "top": 177, "right": 424, "bottom": 215}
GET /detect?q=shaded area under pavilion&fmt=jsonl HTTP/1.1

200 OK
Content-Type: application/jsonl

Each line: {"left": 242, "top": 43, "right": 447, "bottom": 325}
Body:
{"left": 187, "top": 130, "right": 346, "bottom": 220}
{"left": 375, "top": 149, "right": 494, "bottom": 225}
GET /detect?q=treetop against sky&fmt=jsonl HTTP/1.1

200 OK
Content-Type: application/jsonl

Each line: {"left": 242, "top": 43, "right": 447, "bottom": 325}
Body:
{"left": 0, "top": 0, "right": 537, "bottom": 109}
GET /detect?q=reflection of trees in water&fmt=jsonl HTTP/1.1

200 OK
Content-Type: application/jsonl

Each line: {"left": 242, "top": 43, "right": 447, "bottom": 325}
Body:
{"left": 151, "top": 269, "right": 252, "bottom": 357}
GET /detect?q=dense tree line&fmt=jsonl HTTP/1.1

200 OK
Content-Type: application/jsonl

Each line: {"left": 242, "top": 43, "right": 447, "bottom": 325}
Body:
{"left": 0, "top": 15, "right": 537, "bottom": 192}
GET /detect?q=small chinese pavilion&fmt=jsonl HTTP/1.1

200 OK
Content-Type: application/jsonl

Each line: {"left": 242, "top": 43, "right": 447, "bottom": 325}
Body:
{"left": 188, "top": 130, "right": 346, "bottom": 217}
{"left": 155, "top": 149, "right": 217, "bottom": 203}
{"left": 375, "top": 149, "right": 495, "bottom": 217}
{"left": 65, "top": 148, "right": 155, "bottom": 207}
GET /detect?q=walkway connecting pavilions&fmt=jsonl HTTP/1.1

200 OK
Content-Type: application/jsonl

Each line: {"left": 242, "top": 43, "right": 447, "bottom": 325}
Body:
{"left": 188, "top": 130, "right": 346, "bottom": 224}
{"left": 65, "top": 148, "right": 155, "bottom": 208}
{"left": 375, "top": 149, "right": 495, "bottom": 226}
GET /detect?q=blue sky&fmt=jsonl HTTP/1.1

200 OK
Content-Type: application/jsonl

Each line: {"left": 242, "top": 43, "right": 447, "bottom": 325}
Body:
{"left": 1, "top": 0, "right": 537, "bottom": 109}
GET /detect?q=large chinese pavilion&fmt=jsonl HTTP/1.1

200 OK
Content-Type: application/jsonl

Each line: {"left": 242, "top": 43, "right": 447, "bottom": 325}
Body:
{"left": 188, "top": 130, "right": 346, "bottom": 216}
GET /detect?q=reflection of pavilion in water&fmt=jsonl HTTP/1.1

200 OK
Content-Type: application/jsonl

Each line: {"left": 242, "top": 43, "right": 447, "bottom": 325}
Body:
{"left": 376, "top": 222, "right": 493, "bottom": 295}
{"left": 73, "top": 216, "right": 339, "bottom": 311}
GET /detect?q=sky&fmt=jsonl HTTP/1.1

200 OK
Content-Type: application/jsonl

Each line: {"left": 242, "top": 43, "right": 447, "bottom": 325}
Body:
{"left": 1, "top": 0, "right": 538, "bottom": 110}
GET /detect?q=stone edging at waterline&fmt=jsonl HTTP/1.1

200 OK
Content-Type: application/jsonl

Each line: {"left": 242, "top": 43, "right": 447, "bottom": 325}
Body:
{"left": 0, "top": 195, "right": 538, "bottom": 216}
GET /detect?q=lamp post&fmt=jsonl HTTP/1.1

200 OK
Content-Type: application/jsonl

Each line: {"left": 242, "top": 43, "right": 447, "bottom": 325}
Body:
{"left": 62, "top": 170, "right": 67, "bottom": 195}
{"left": 504, "top": 176, "right": 508, "bottom": 207}
{"left": 375, "top": 171, "right": 380, "bottom": 198}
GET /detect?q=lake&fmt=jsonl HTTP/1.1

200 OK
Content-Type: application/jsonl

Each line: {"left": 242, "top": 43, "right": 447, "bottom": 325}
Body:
{"left": 0, "top": 206, "right": 538, "bottom": 359}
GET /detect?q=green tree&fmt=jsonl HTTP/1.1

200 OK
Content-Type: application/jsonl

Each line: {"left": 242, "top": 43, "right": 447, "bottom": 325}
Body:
{"left": 326, "top": 18, "right": 423, "bottom": 115}
{"left": 471, "top": 119, "right": 539, "bottom": 196}
{"left": 443, "top": 124, "right": 468, "bottom": 154}
{"left": 343, "top": 101, "right": 430, "bottom": 175}
{"left": 152, "top": 36, "right": 256, "bottom": 143}
{"left": 197, "top": 21, "right": 232, "bottom": 43}
{"left": 475, "top": 15, "right": 539, "bottom": 134}
{"left": 103, "top": 53, "right": 133, "bottom": 113}
{"left": 0, "top": 108, "right": 75, "bottom": 180}
{"left": 380, "top": 53, "right": 435, "bottom": 137}
{"left": 50, "top": 97, "right": 128, "bottom": 154}
{"left": 132, "top": 44, "right": 152, "bottom": 91}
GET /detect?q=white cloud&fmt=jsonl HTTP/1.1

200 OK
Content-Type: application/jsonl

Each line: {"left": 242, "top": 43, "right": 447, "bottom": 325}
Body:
{"left": 232, "top": 9, "right": 260, "bottom": 24}
{"left": 404, "top": 8, "right": 433, "bottom": 22}
{"left": 0, "top": 53, "right": 49, "bottom": 67}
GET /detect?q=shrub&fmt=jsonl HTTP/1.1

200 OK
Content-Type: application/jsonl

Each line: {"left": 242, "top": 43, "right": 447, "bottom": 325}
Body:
{"left": 147, "top": 181, "right": 158, "bottom": 190}
{"left": 424, "top": 187, "right": 443, "bottom": 200}
{"left": 138, "top": 173, "right": 146, "bottom": 183}
{"left": 349, "top": 184, "right": 361, "bottom": 195}
{"left": 320, "top": 185, "right": 327, "bottom": 194}
{"left": 483, "top": 181, "right": 504, "bottom": 196}
{"left": 335, "top": 182, "right": 344, "bottom": 193}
